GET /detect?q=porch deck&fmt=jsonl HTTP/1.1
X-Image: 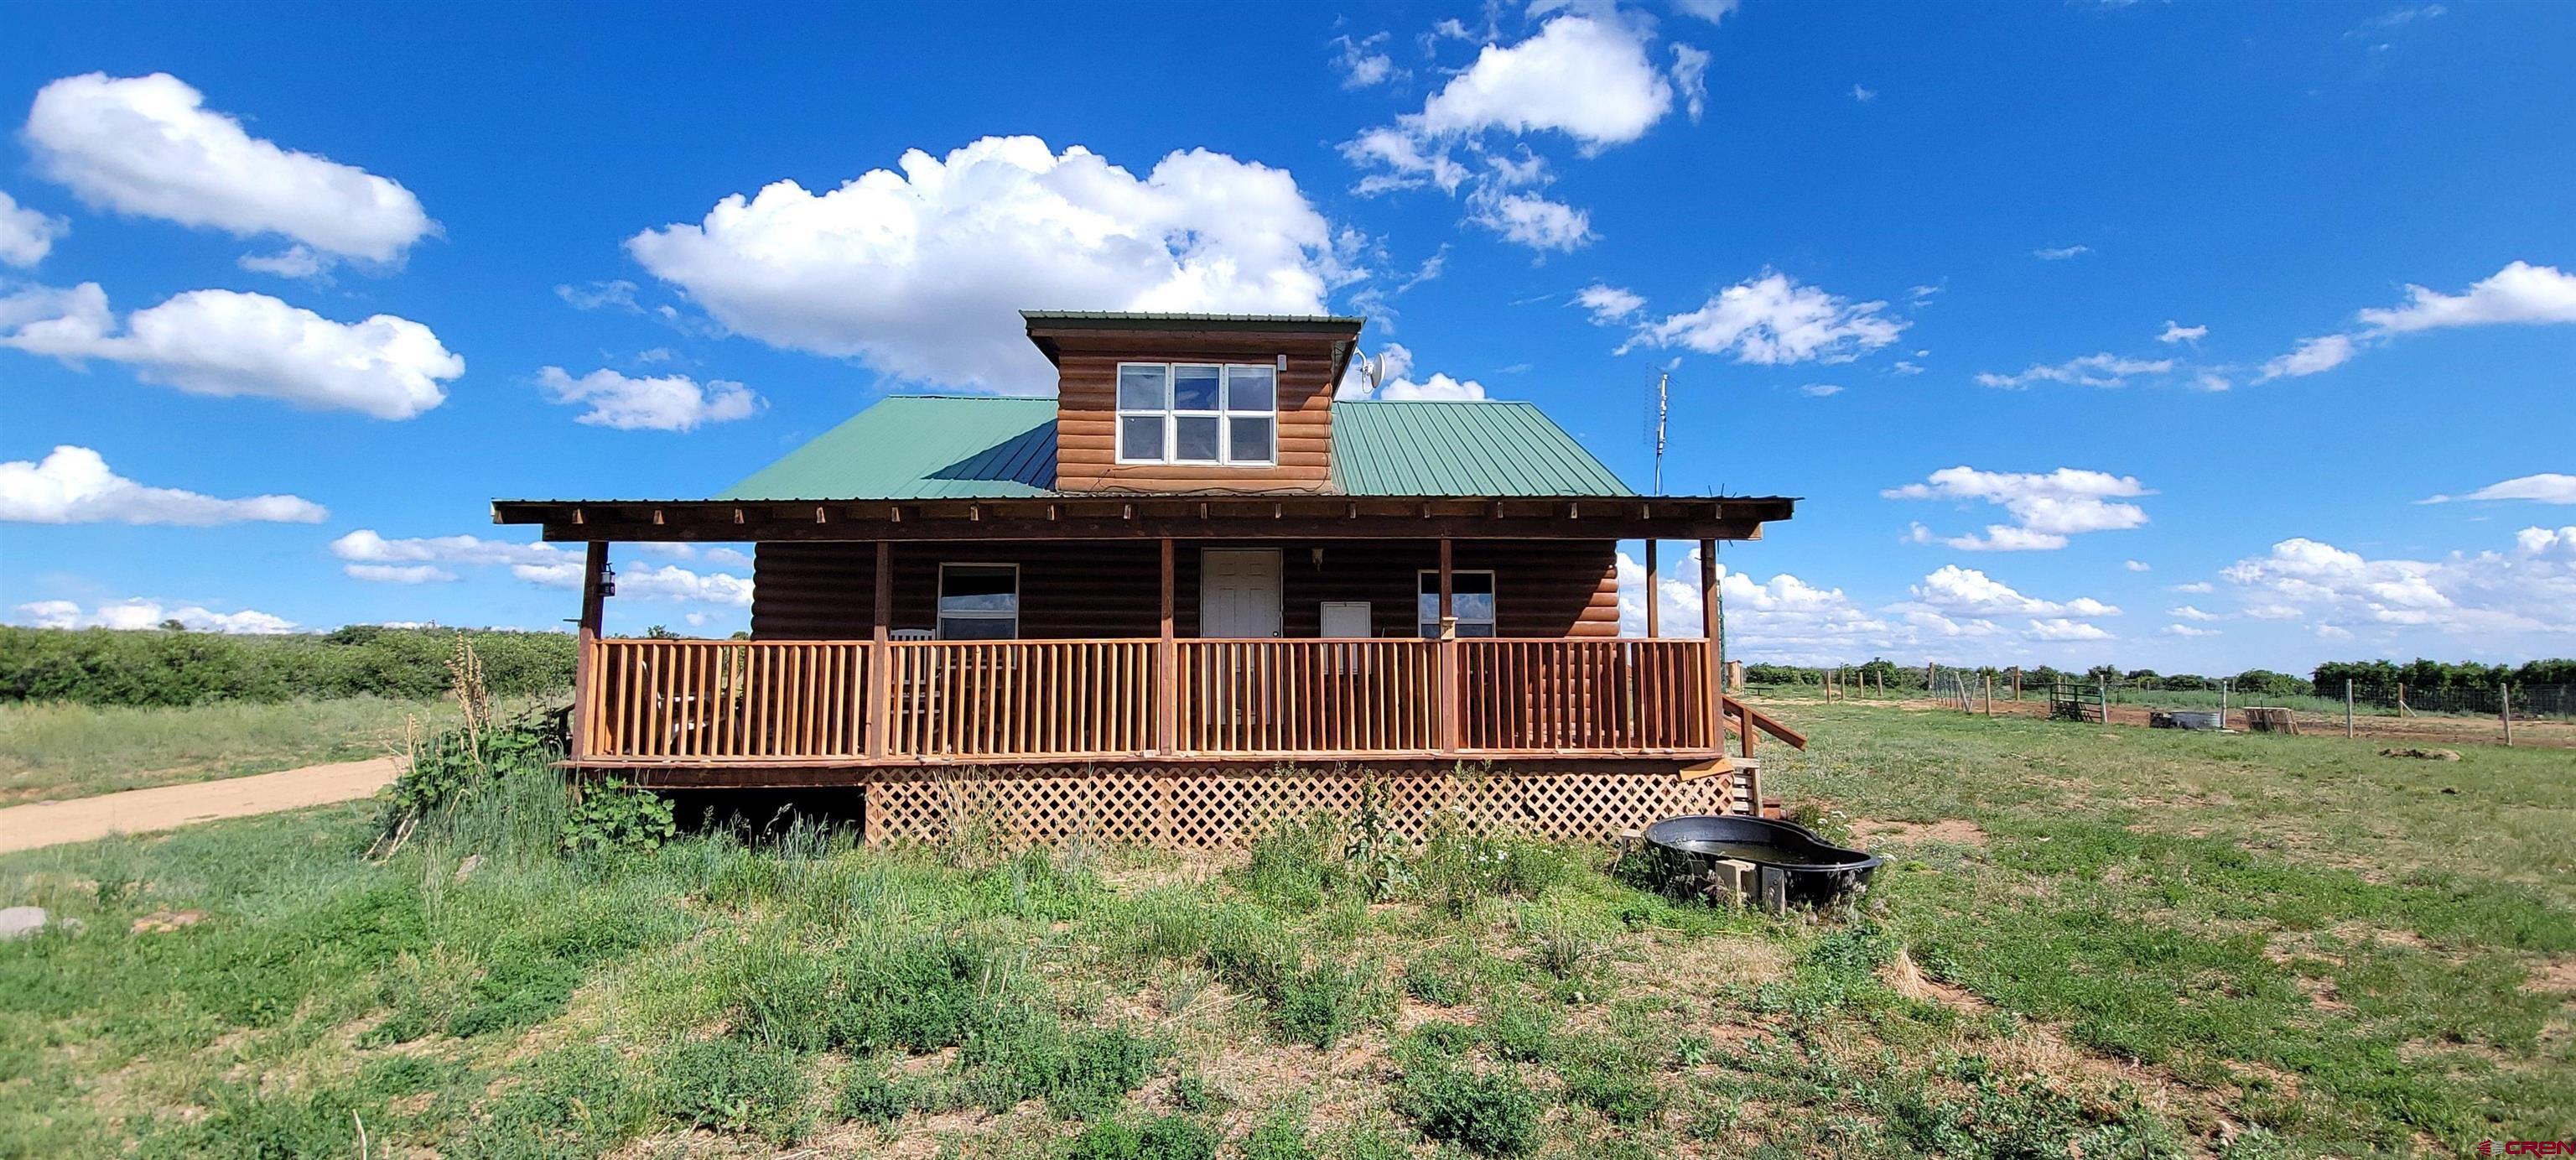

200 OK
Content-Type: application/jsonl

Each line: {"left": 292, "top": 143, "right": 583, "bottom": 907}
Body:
{"left": 571, "top": 636, "right": 1800, "bottom": 772}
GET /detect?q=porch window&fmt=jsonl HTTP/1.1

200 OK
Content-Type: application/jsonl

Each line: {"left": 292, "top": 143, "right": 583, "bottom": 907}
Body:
{"left": 1417, "top": 570, "right": 1497, "bottom": 638}
{"left": 937, "top": 564, "right": 1019, "bottom": 639}
{"left": 1115, "top": 362, "right": 1276, "bottom": 466}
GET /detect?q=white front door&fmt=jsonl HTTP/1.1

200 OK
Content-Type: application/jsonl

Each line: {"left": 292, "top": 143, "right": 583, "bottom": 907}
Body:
{"left": 1199, "top": 549, "right": 1282, "bottom": 637}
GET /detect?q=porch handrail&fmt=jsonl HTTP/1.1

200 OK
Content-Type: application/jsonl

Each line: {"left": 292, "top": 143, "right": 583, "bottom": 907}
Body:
{"left": 578, "top": 635, "right": 1741, "bottom": 762}
{"left": 583, "top": 637, "right": 868, "bottom": 760}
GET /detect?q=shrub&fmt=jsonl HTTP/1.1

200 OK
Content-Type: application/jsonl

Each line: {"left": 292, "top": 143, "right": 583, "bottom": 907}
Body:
{"left": 1062, "top": 1115, "right": 1218, "bottom": 1160}
{"left": 834, "top": 1067, "right": 913, "bottom": 1126}
{"left": 655, "top": 1038, "right": 813, "bottom": 1145}
{"left": 1399, "top": 1061, "right": 1541, "bottom": 1157}
{"left": 958, "top": 1017, "right": 1161, "bottom": 1117}
{"left": 559, "top": 779, "right": 676, "bottom": 856}
{"left": 1241, "top": 1106, "right": 1318, "bottom": 1160}
{"left": 1243, "top": 814, "right": 1343, "bottom": 910}
{"left": 1414, "top": 821, "right": 1567, "bottom": 916}
{"left": 454, "top": 1045, "right": 650, "bottom": 1158}
{"left": 1404, "top": 944, "right": 1481, "bottom": 1007}
{"left": 1269, "top": 960, "right": 1367, "bottom": 1048}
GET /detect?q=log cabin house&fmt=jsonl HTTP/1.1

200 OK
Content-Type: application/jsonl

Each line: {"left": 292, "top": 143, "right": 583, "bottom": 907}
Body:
{"left": 491, "top": 311, "right": 1803, "bottom": 846}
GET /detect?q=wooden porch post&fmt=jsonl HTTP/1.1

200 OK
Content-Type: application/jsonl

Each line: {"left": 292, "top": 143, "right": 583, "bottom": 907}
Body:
{"left": 570, "top": 541, "right": 609, "bottom": 758}
{"left": 1700, "top": 538, "right": 1722, "bottom": 748}
{"left": 1644, "top": 540, "right": 1659, "bottom": 638}
{"left": 865, "top": 541, "right": 891, "bottom": 759}
{"left": 1156, "top": 538, "right": 1176, "bottom": 757}
{"left": 1437, "top": 538, "right": 1460, "bottom": 752}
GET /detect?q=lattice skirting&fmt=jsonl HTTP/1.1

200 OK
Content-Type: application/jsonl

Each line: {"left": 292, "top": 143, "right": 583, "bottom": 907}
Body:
{"left": 860, "top": 762, "right": 1753, "bottom": 849}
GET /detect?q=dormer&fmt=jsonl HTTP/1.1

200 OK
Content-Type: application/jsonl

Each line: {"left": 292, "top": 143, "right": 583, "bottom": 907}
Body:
{"left": 1024, "top": 311, "right": 1365, "bottom": 494}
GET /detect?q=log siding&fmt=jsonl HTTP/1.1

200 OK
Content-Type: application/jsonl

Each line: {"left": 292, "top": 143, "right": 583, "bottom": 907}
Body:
{"left": 752, "top": 539, "right": 1620, "bottom": 641}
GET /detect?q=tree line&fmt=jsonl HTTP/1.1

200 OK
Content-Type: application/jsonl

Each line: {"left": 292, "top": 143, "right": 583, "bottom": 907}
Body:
{"left": 0, "top": 626, "right": 578, "bottom": 706}
{"left": 1742, "top": 657, "right": 2575, "bottom": 697}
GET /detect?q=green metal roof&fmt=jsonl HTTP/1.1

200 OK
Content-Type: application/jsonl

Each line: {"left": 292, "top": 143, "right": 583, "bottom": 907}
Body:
{"left": 1328, "top": 401, "right": 1634, "bottom": 497}
{"left": 717, "top": 396, "right": 1057, "bottom": 501}
{"left": 714, "top": 395, "right": 1634, "bottom": 501}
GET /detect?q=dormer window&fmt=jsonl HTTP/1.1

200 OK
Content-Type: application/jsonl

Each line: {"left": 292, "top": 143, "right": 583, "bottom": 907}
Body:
{"left": 1115, "top": 362, "right": 1277, "bottom": 466}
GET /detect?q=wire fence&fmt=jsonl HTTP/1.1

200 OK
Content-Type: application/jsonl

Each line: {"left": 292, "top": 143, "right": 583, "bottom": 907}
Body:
{"left": 1742, "top": 668, "right": 2573, "bottom": 721}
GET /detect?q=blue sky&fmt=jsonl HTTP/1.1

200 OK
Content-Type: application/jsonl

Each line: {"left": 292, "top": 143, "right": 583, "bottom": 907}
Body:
{"left": 3, "top": 0, "right": 2570, "bottom": 672}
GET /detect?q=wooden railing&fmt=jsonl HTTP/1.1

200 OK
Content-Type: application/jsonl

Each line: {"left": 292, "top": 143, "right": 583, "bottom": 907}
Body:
{"left": 586, "top": 638, "right": 868, "bottom": 759}
{"left": 579, "top": 636, "right": 1739, "bottom": 762}
{"left": 885, "top": 639, "right": 1155, "bottom": 758}
{"left": 1456, "top": 639, "right": 1711, "bottom": 752}
{"left": 1179, "top": 639, "right": 1441, "bottom": 754}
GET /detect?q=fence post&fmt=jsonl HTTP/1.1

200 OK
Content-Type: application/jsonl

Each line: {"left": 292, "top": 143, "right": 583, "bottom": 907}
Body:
{"left": 2219, "top": 679, "right": 2228, "bottom": 722}
{"left": 2502, "top": 683, "right": 2514, "bottom": 747}
{"left": 1983, "top": 673, "right": 1993, "bottom": 716}
{"left": 2397, "top": 682, "right": 2408, "bottom": 717}
{"left": 2011, "top": 666, "right": 2021, "bottom": 701}
{"left": 2345, "top": 679, "right": 2355, "bottom": 738}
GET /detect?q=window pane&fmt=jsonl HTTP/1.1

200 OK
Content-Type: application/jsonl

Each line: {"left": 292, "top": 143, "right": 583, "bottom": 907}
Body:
{"left": 1457, "top": 622, "right": 1496, "bottom": 637}
{"left": 939, "top": 565, "right": 1016, "bottom": 614}
{"left": 1455, "top": 573, "right": 1496, "bottom": 597}
{"left": 1455, "top": 592, "right": 1494, "bottom": 623}
{"left": 1226, "top": 365, "right": 1275, "bottom": 412}
{"left": 1119, "top": 414, "right": 1165, "bottom": 461}
{"left": 1117, "top": 365, "right": 1167, "bottom": 411}
{"left": 939, "top": 616, "right": 1015, "bottom": 641}
{"left": 1173, "top": 365, "right": 1221, "bottom": 410}
{"left": 1227, "top": 416, "right": 1274, "bottom": 463}
{"left": 1174, "top": 415, "right": 1220, "bottom": 460}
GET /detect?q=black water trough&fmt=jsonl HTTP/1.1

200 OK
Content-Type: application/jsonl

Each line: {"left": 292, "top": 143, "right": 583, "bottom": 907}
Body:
{"left": 1641, "top": 815, "right": 1883, "bottom": 909}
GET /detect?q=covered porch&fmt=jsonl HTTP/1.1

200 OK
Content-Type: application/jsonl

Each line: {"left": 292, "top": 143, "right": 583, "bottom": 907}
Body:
{"left": 493, "top": 494, "right": 1805, "bottom": 782}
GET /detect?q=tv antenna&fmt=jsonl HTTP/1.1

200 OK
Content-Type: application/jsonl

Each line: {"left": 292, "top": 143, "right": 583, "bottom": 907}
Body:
{"left": 1650, "top": 371, "right": 1670, "bottom": 494}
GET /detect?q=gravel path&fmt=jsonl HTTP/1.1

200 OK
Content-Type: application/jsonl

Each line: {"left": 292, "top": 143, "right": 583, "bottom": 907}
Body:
{"left": 0, "top": 757, "right": 398, "bottom": 854}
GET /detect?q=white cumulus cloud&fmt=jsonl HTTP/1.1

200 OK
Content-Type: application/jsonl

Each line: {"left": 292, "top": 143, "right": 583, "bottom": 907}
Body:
{"left": 13, "top": 597, "right": 294, "bottom": 633}
{"left": 1623, "top": 271, "right": 1905, "bottom": 365}
{"left": 2033, "top": 244, "right": 2090, "bottom": 261}
{"left": 536, "top": 367, "right": 762, "bottom": 431}
{"left": 1911, "top": 564, "right": 2120, "bottom": 619}
{"left": 0, "top": 445, "right": 325, "bottom": 524}
{"left": 2256, "top": 333, "right": 2355, "bottom": 382}
{"left": 1410, "top": 14, "right": 1673, "bottom": 149}
{"left": 1575, "top": 283, "right": 1645, "bottom": 325}
{"left": 0, "top": 282, "right": 461, "bottom": 419}
{"left": 626, "top": 136, "right": 1342, "bottom": 393}
{"left": 2356, "top": 260, "right": 2576, "bottom": 332}
{"left": 1466, "top": 188, "right": 1592, "bottom": 251}
{"left": 0, "top": 190, "right": 69, "bottom": 267}
{"left": 2157, "top": 320, "right": 2206, "bottom": 344}
{"left": 1976, "top": 352, "right": 2174, "bottom": 389}
{"left": 1332, "top": 33, "right": 1398, "bottom": 88}
{"left": 2220, "top": 527, "right": 2576, "bottom": 642}
{"left": 1885, "top": 466, "right": 2150, "bottom": 551}
{"left": 2254, "top": 261, "right": 2576, "bottom": 383}
{"left": 23, "top": 72, "right": 434, "bottom": 266}
{"left": 2421, "top": 473, "right": 2576, "bottom": 506}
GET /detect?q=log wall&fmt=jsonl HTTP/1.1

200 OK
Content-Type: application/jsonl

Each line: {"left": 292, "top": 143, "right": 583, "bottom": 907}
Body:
{"left": 1048, "top": 333, "right": 1344, "bottom": 494}
{"left": 751, "top": 539, "right": 1622, "bottom": 640}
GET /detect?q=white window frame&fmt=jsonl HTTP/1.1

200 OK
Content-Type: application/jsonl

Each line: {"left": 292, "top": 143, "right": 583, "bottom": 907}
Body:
{"left": 1416, "top": 569, "right": 1498, "bottom": 638}
{"left": 1113, "top": 361, "right": 1279, "bottom": 467}
{"left": 935, "top": 562, "right": 1020, "bottom": 640}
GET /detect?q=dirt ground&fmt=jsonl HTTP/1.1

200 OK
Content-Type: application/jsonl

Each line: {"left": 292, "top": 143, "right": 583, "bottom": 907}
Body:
{"left": 0, "top": 757, "right": 397, "bottom": 853}
{"left": 1862, "top": 695, "right": 2576, "bottom": 750}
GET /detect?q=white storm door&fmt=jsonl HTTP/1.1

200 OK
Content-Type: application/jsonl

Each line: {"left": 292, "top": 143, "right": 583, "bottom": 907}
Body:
{"left": 1199, "top": 549, "right": 1283, "bottom": 638}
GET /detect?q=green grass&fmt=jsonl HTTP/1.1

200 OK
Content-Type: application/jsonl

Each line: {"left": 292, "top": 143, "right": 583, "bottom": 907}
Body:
{"left": 0, "top": 696, "right": 478, "bottom": 805}
{"left": 0, "top": 700, "right": 2568, "bottom": 1158}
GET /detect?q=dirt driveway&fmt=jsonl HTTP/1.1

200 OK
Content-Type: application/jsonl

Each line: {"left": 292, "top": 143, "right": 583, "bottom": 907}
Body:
{"left": 0, "top": 757, "right": 398, "bottom": 855}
